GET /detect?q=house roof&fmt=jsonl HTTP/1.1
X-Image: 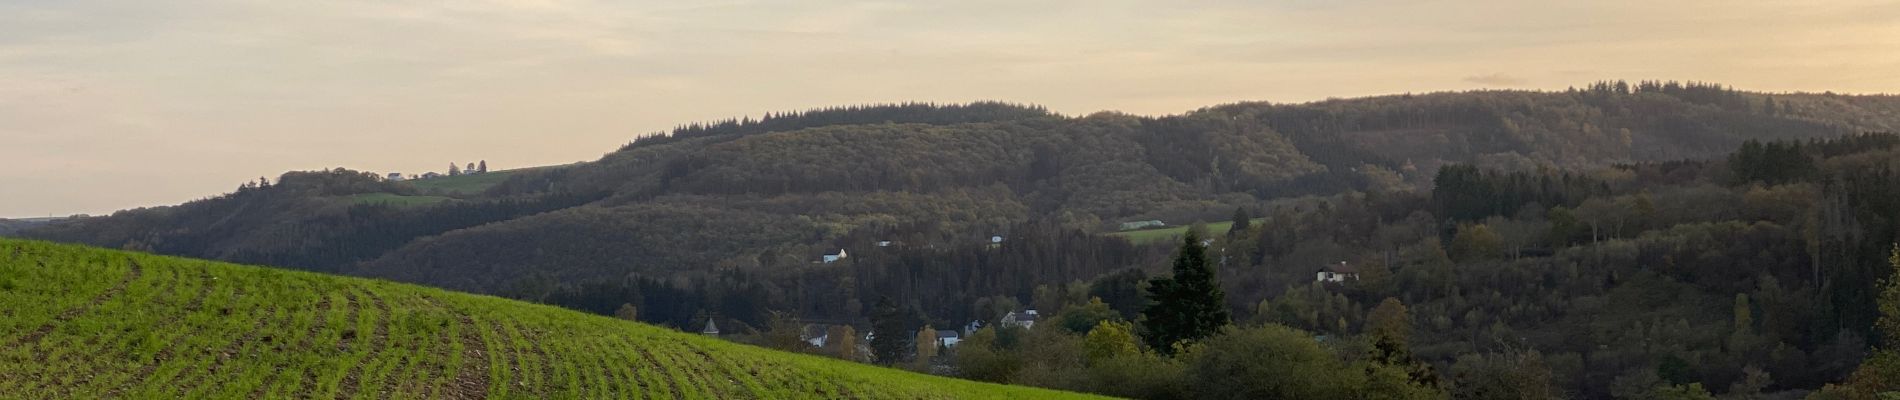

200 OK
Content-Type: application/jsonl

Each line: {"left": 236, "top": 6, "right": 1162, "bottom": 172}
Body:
{"left": 1323, "top": 262, "right": 1358, "bottom": 274}
{"left": 1013, "top": 310, "right": 1039, "bottom": 322}
{"left": 936, "top": 330, "right": 960, "bottom": 339}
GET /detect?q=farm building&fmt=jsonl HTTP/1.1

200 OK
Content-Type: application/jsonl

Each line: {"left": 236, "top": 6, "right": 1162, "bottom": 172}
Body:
{"left": 1316, "top": 261, "right": 1359, "bottom": 282}
{"left": 936, "top": 330, "right": 961, "bottom": 348}
{"left": 821, "top": 249, "right": 849, "bottom": 263}
{"left": 1000, "top": 310, "right": 1039, "bottom": 330}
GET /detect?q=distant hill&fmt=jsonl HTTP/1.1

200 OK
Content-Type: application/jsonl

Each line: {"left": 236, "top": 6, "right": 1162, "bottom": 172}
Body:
{"left": 0, "top": 218, "right": 62, "bottom": 236}
{"left": 0, "top": 238, "right": 1104, "bottom": 399}
{"left": 22, "top": 84, "right": 1900, "bottom": 296}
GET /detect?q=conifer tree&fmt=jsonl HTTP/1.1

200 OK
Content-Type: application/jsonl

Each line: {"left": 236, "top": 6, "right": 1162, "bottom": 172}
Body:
{"left": 1141, "top": 230, "right": 1230, "bottom": 354}
{"left": 1228, "top": 207, "right": 1252, "bottom": 236}
{"left": 870, "top": 296, "right": 915, "bottom": 365}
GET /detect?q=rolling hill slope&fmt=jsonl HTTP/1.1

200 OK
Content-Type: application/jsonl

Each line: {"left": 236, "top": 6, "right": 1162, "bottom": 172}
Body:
{"left": 0, "top": 239, "right": 1106, "bottom": 399}
{"left": 20, "top": 84, "right": 1900, "bottom": 317}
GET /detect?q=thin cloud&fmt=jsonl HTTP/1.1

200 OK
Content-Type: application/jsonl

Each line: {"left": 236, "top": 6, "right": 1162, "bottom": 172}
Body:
{"left": 1464, "top": 73, "right": 1527, "bottom": 86}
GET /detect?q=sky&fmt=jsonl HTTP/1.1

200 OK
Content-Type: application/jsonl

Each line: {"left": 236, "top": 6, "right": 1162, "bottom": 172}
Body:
{"left": 3, "top": 0, "right": 1898, "bottom": 218}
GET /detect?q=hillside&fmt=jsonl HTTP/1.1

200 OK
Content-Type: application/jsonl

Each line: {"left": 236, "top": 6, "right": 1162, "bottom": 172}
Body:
{"left": 14, "top": 83, "right": 1900, "bottom": 398}
{"left": 0, "top": 238, "right": 1104, "bottom": 399}
{"left": 25, "top": 85, "right": 1900, "bottom": 296}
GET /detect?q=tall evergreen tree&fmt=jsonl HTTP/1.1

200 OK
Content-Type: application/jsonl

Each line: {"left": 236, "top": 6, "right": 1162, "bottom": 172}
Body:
{"left": 1141, "top": 230, "right": 1230, "bottom": 354}
{"left": 1228, "top": 207, "right": 1252, "bottom": 236}
{"left": 869, "top": 296, "right": 915, "bottom": 365}
{"left": 478, "top": 160, "right": 489, "bottom": 173}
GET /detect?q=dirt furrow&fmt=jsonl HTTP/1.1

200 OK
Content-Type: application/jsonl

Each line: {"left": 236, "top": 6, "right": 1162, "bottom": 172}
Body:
{"left": 588, "top": 338, "right": 627, "bottom": 400}
{"left": 687, "top": 344, "right": 756, "bottom": 399}
{"left": 335, "top": 288, "right": 391, "bottom": 400}
{"left": 247, "top": 288, "right": 334, "bottom": 399}
{"left": 425, "top": 297, "right": 490, "bottom": 399}
{"left": 4, "top": 259, "right": 143, "bottom": 352}
{"left": 175, "top": 287, "right": 278, "bottom": 398}
{"left": 488, "top": 320, "right": 527, "bottom": 394}
{"left": 635, "top": 347, "right": 687, "bottom": 400}
{"left": 603, "top": 334, "right": 658, "bottom": 396}
{"left": 292, "top": 289, "right": 350, "bottom": 399}
{"left": 23, "top": 260, "right": 158, "bottom": 397}
{"left": 515, "top": 324, "right": 558, "bottom": 396}
{"left": 105, "top": 265, "right": 215, "bottom": 397}
{"left": 38, "top": 264, "right": 178, "bottom": 397}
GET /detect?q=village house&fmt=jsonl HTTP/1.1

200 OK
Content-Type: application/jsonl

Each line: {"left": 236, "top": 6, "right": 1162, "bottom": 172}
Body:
{"left": 999, "top": 310, "right": 1039, "bottom": 330}
{"left": 1316, "top": 261, "right": 1359, "bottom": 282}
{"left": 935, "top": 329, "right": 961, "bottom": 348}
{"left": 821, "top": 249, "right": 849, "bottom": 263}
{"left": 385, "top": 172, "right": 405, "bottom": 181}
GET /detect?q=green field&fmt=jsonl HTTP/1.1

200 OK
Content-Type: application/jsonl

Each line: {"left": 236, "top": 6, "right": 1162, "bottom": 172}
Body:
{"left": 0, "top": 239, "right": 1107, "bottom": 399}
{"left": 404, "top": 171, "right": 516, "bottom": 194}
{"left": 1105, "top": 219, "right": 1261, "bottom": 244}
{"left": 342, "top": 193, "right": 455, "bottom": 208}
{"left": 403, "top": 165, "right": 575, "bottom": 195}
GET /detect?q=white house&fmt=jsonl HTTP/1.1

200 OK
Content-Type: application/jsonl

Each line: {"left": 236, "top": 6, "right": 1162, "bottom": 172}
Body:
{"left": 876, "top": 241, "right": 893, "bottom": 247}
{"left": 386, "top": 172, "right": 405, "bottom": 181}
{"left": 420, "top": 172, "right": 443, "bottom": 179}
{"left": 1316, "top": 261, "right": 1360, "bottom": 282}
{"left": 935, "top": 330, "right": 961, "bottom": 348}
{"left": 1000, "top": 310, "right": 1039, "bottom": 330}
{"left": 822, "top": 249, "right": 849, "bottom": 263}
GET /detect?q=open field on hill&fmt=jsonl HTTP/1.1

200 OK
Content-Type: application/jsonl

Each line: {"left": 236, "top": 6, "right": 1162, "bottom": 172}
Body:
{"left": 0, "top": 239, "right": 1107, "bottom": 400}
{"left": 402, "top": 165, "right": 574, "bottom": 195}
{"left": 403, "top": 171, "right": 517, "bottom": 194}
{"left": 1105, "top": 219, "right": 1261, "bottom": 244}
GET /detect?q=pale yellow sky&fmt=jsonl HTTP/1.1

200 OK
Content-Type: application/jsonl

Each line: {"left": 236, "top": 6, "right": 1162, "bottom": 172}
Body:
{"left": 3, "top": 0, "right": 1898, "bottom": 217}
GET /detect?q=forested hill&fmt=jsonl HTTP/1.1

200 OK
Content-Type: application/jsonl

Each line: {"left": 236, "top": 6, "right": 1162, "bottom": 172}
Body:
{"left": 17, "top": 83, "right": 1900, "bottom": 297}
